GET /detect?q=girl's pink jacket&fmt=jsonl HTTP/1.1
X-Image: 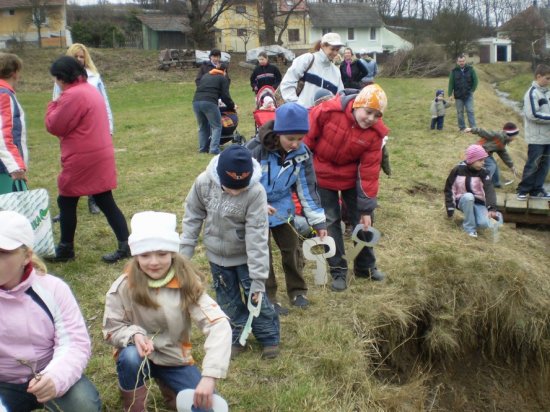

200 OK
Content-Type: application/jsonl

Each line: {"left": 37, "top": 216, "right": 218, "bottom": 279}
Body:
{"left": 0, "top": 268, "right": 91, "bottom": 396}
{"left": 45, "top": 78, "right": 117, "bottom": 197}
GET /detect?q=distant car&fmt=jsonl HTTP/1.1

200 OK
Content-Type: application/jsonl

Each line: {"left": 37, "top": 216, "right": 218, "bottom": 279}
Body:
{"left": 195, "top": 50, "right": 231, "bottom": 67}
{"left": 246, "top": 45, "right": 295, "bottom": 65}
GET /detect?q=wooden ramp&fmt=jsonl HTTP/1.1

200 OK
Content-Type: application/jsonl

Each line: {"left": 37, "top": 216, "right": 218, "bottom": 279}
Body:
{"left": 496, "top": 193, "right": 550, "bottom": 224}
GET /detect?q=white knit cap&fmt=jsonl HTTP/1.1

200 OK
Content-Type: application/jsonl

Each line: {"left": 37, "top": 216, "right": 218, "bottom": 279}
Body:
{"left": 0, "top": 211, "right": 34, "bottom": 250}
{"left": 128, "top": 211, "right": 180, "bottom": 256}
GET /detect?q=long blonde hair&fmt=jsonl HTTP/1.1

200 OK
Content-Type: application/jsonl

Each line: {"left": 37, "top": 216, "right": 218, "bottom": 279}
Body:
{"left": 126, "top": 253, "right": 205, "bottom": 311}
{"left": 66, "top": 43, "right": 98, "bottom": 74}
{"left": 20, "top": 246, "right": 47, "bottom": 274}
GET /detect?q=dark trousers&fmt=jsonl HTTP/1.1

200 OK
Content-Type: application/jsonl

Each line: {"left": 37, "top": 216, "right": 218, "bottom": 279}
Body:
{"left": 318, "top": 187, "right": 376, "bottom": 278}
{"left": 58, "top": 190, "right": 129, "bottom": 244}
{"left": 430, "top": 116, "right": 445, "bottom": 130}
{"left": 517, "top": 144, "right": 550, "bottom": 195}
{"left": 266, "top": 223, "right": 306, "bottom": 303}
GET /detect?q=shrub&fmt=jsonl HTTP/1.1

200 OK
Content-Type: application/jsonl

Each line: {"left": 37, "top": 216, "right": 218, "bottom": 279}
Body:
{"left": 383, "top": 44, "right": 449, "bottom": 78}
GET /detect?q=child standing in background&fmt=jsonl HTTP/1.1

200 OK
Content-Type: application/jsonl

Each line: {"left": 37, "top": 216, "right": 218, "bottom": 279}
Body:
{"left": 464, "top": 122, "right": 519, "bottom": 188}
{"left": 516, "top": 64, "right": 550, "bottom": 200}
{"left": 444, "top": 145, "right": 501, "bottom": 238}
{"left": 180, "top": 145, "right": 280, "bottom": 359}
{"left": 430, "top": 89, "right": 451, "bottom": 130}
{"left": 103, "top": 211, "right": 231, "bottom": 411}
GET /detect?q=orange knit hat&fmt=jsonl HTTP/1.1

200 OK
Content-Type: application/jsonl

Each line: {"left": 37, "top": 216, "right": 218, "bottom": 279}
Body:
{"left": 352, "top": 84, "right": 388, "bottom": 114}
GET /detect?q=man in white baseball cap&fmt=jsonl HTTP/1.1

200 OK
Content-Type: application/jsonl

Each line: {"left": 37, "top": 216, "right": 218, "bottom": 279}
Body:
{"left": 0, "top": 210, "right": 34, "bottom": 250}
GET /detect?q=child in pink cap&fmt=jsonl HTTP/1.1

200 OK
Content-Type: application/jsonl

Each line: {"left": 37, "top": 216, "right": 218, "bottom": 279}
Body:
{"left": 444, "top": 144, "right": 502, "bottom": 238}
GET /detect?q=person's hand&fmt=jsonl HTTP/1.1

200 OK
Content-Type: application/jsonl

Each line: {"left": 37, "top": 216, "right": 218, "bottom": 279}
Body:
{"left": 251, "top": 292, "right": 261, "bottom": 304}
{"left": 359, "top": 215, "right": 372, "bottom": 229}
{"left": 488, "top": 210, "right": 499, "bottom": 219}
{"left": 10, "top": 169, "right": 26, "bottom": 181}
{"left": 27, "top": 374, "right": 57, "bottom": 403}
{"left": 133, "top": 333, "right": 154, "bottom": 357}
{"left": 511, "top": 166, "right": 519, "bottom": 177}
{"left": 193, "top": 377, "right": 216, "bottom": 410}
{"left": 316, "top": 229, "right": 328, "bottom": 240}
{"left": 267, "top": 205, "right": 277, "bottom": 216}
{"left": 463, "top": 128, "right": 472, "bottom": 133}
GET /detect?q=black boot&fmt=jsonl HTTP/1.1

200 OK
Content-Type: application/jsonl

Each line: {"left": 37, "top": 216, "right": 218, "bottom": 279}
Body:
{"left": 88, "top": 196, "right": 100, "bottom": 214}
{"left": 46, "top": 242, "right": 75, "bottom": 263}
{"left": 102, "top": 241, "right": 130, "bottom": 264}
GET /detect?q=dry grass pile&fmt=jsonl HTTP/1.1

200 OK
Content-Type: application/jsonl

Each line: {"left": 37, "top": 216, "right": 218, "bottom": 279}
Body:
{"left": 382, "top": 44, "right": 450, "bottom": 78}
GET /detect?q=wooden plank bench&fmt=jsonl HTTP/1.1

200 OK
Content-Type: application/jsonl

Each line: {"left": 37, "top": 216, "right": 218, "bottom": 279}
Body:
{"left": 495, "top": 193, "right": 550, "bottom": 224}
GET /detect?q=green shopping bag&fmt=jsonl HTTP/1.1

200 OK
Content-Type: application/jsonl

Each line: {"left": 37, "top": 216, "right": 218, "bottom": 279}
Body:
{"left": 0, "top": 180, "right": 55, "bottom": 257}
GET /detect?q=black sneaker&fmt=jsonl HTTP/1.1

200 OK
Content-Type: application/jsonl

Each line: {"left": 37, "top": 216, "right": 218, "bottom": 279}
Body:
{"left": 531, "top": 191, "right": 550, "bottom": 200}
{"left": 231, "top": 344, "right": 245, "bottom": 359}
{"left": 274, "top": 303, "right": 289, "bottom": 316}
{"left": 331, "top": 274, "right": 347, "bottom": 292}
{"left": 516, "top": 193, "right": 528, "bottom": 201}
{"left": 291, "top": 295, "right": 309, "bottom": 308}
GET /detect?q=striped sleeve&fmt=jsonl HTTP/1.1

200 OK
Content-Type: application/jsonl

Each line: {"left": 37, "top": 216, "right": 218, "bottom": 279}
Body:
{"left": 524, "top": 86, "right": 550, "bottom": 122}
{"left": 0, "top": 92, "right": 25, "bottom": 172}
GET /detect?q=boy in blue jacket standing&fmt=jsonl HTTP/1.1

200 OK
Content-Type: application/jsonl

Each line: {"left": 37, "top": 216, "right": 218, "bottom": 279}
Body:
{"left": 247, "top": 103, "right": 327, "bottom": 311}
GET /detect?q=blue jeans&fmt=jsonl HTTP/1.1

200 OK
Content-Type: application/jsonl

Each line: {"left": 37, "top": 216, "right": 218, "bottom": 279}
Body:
{"left": 192, "top": 101, "right": 222, "bottom": 154}
{"left": 0, "top": 375, "right": 101, "bottom": 412}
{"left": 517, "top": 144, "right": 550, "bottom": 195}
{"left": 318, "top": 187, "right": 377, "bottom": 278}
{"left": 430, "top": 116, "right": 445, "bottom": 130}
{"left": 458, "top": 193, "right": 491, "bottom": 233}
{"left": 209, "top": 262, "right": 280, "bottom": 347}
{"left": 455, "top": 94, "right": 476, "bottom": 129}
{"left": 116, "top": 345, "right": 207, "bottom": 403}
{"left": 484, "top": 155, "right": 501, "bottom": 187}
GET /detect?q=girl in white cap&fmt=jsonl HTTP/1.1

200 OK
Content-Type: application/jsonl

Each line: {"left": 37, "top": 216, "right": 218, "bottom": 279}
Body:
{"left": 103, "top": 211, "right": 232, "bottom": 412}
{"left": 0, "top": 210, "right": 101, "bottom": 411}
{"left": 278, "top": 32, "right": 344, "bottom": 108}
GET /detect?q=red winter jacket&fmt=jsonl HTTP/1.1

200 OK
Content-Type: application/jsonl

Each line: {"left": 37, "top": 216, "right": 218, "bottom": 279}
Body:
{"left": 46, "top": 78, "right": 117, "bottom": 197}
{"left": 304, "top": 93, "right": 389, "bottom": 214}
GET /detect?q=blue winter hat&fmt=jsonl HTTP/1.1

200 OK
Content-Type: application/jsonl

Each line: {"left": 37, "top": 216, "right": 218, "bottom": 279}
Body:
{"left": 313, "top": 88, "right": 333, "bottom": 104}
{"left": 217, "top": 145, "right": 253, "bottom": 189}
{"left": 273, "top": 103, "right": 310, "bottom": 135}
{"left": 435, "top": 89, "right": 444, "bottom": 97}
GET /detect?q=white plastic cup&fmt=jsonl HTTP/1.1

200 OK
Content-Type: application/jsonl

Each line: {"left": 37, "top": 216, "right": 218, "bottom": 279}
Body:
{"left": 176, "top": 389, "right": 229, "bottom": 412}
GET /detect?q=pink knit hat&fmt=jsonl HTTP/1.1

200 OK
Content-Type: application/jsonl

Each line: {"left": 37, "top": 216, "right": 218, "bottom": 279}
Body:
{"left": 465, "top": 144, "right": 488, "bottom": 164}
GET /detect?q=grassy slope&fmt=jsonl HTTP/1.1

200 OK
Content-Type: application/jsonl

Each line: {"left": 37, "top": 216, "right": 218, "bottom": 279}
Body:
{"left": 13, "top": 49, "right": 550, "bottom": 411}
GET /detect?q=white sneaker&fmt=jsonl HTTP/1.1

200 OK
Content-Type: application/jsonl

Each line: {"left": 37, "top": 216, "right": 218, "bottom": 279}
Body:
{"left": 468, "top": 231, "right": 478, "bottom": 238}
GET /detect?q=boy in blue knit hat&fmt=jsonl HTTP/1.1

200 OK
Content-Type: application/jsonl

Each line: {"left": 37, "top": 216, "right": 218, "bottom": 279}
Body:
{"left": 430, "top": 89, "right": 451, "bottom": 130}
{"left": 181, "top": 145, "right": 280, "bottom": 359}
{"left": 246, "top": 103, "right": 327, "bottom": 312}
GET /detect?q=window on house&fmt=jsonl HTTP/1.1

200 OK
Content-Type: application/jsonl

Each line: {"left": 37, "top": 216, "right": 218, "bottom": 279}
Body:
{"left": 348, "top": 28, "right": 354, "bottom": 41}
{"left": 235, "top": 5, "right": 246, "bottom": 14}
{"left": 237, "top": 28, "right": 247, "bottom": 37}
{"left": 370, "top": 27, "right": 376, "bottom": 40}
{"left": 288, "top": 29, "right": 300, "bottom": 42}
{"left": 322, "top": 28, "right": 331, "bottom": 35}
{"left": 4, "top": 9, "right": 15, "bottom": 16}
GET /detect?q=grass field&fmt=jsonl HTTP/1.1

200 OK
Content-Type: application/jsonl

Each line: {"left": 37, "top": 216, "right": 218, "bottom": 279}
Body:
{"left": 11, "top": 49, "right": 550, "bottom": 411}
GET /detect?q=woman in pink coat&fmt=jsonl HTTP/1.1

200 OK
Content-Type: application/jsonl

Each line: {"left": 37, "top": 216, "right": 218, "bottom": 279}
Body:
{"left": 45, "top": 56, "right": 129, "bottom": 263}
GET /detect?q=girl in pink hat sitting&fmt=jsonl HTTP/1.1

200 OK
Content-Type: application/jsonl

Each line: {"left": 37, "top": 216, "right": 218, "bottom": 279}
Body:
{"left": 444, "top": 144, "right": 502, "bottom": 238}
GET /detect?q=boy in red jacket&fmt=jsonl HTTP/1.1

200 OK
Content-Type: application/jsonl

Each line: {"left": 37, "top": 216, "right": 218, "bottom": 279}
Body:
{"left": 304, "top": 84, "right": 388, "bottom": 291}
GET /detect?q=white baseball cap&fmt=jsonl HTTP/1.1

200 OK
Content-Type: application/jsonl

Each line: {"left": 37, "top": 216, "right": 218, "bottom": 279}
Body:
{"left": 321, "top": 32, "right": 344, "bottom": 47}
{"left": 0, "top": 210, "right": 34, "bottom": 250}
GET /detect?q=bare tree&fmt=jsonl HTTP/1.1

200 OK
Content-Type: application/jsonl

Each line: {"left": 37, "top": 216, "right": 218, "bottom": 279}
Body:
{"left": 28, "top": 0, "right": 48, "bottom": 48}
{"left": 187, "top": 0, "right": 235, "bottom": 48}
{"left": 275, "top": 0, "right": 305, "bottom": 45}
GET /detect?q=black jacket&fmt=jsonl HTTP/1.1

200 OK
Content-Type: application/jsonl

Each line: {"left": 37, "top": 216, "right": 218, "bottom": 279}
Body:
{"left": 339, "top": 60, "right": 367, "bottom": 89}
{"left": 193, "top": 70, "right": 235, "bottom": 110}
{"left": 195, "top": 62, "right": 231, "bottom": 87}
{"left": 250, "top": 63, "right": 282, "bottom": 92}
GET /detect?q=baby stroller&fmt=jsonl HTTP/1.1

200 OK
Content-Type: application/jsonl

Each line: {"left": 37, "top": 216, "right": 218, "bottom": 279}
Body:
{"left": 219, "top": 103, "right": 246, "bottom": 146}
{"left": 253, "top": 85, "right": 277, "bottom": 132}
